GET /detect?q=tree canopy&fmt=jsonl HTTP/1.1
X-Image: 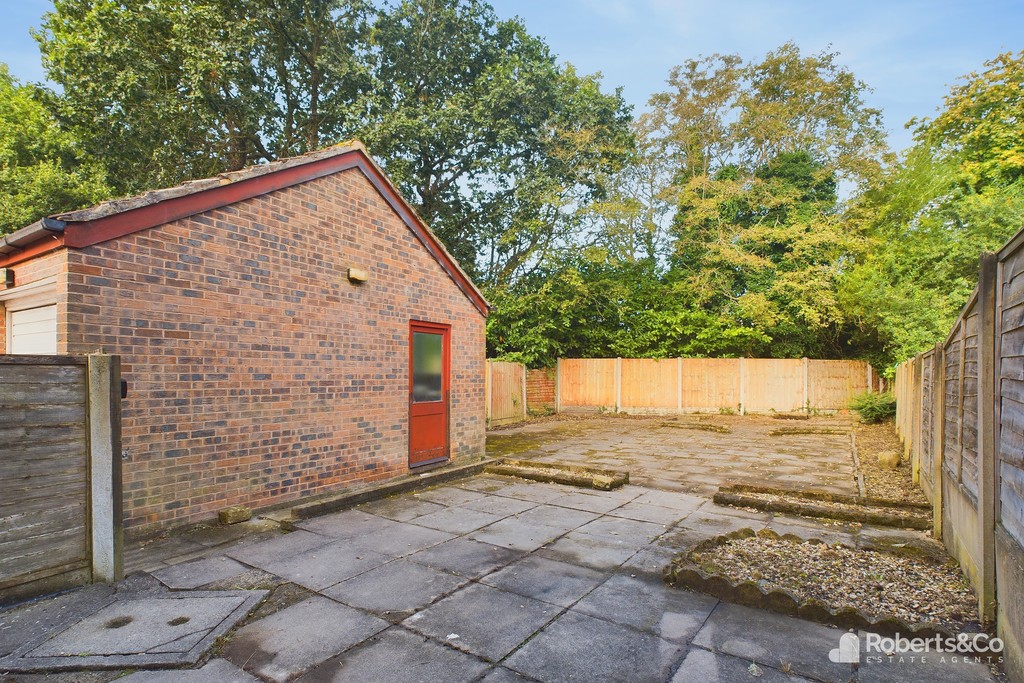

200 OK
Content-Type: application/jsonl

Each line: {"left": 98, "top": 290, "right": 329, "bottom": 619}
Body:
{"left": 2, "top": 4, "right": 1020, "bottom": 373}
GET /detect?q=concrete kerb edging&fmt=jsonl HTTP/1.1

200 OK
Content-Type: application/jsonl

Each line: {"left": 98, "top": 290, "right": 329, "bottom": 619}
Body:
{"left": 713, "top": 483, "right": 932, "bottom": 530}
{"left": 286, "top": 458, "right": 495, "bottom": 521}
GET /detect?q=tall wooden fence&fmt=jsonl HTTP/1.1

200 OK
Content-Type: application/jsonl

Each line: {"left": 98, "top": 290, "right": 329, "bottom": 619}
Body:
{"left": 0, "top": 354, "right": 122, "bottom": 606}
{"left": 895, "top": 226, "right": 1024, "bottom": 681}
{"left": 486, "top": 360, "right": 526, "bottom": 426}
{"left": 556, "top": 357, "right": 877, "bottom": 414}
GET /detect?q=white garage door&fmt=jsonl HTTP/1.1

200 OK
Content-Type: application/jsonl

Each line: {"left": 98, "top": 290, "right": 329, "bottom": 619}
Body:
{"left": 10, "top": 305, "right": 58, "bottom": 355}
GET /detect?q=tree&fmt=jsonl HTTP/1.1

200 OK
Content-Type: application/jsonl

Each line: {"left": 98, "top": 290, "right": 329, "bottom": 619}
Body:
{"left": 649, "top": 44, "right": 888, "bottom": 358}
{"left": 0, "top": 64, "right": 110, "bottom": 234}
{"left": 841, "top": 51, "right": 1024, "bottom": 369}
{"left": 362, "top": 0, "right": 633, "bottom": 284}
{"left": 36, "top": 0, "right": 372, "bottom": 194}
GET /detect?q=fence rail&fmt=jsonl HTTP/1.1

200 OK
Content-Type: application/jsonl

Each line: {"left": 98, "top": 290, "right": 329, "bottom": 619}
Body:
{"left": 895, "top": 225, "right": 1024, "bottom": 681}
{"left": 556, "top": 357, "right": 877, "bottom": 414}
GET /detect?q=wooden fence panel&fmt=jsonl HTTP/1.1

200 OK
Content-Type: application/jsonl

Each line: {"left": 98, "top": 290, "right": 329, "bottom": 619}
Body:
{"left": 743, "top": 359, "right": 804, "bottom": 413}
{"left": 808, "top": 360, "right": 870, "bottom": 410}
{"left": 920, "top": 350, "right": 935, "bottom": 501}
{"left": 486, "top": 361, "right": 525, "bottom": 426}
{"left": 962, "top": 308, "right": 980, "bottom": 497}
{"left": 559, "top": 358, "right": 617, "bottom": 409}
{"left": 680, "top": 358, "right": 741, "bottom": 411}
{"left": 620, "top": 359, "right": 677, "bottom": 410}
{"left": 0, "top": 357, "right": 90, "bottom": 603}
{"left": 944, "top": 322, "right": 963, "bottom": 479}
{"left": 999, "top": 241, "right": 1024, "bottom": 547}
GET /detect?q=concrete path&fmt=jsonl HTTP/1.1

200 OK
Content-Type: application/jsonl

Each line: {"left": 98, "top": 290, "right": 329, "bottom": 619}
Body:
{"left": 487, "top": 414, "right": 859, "bottom": 496}
{"left": 1, "top": 475, "right": 997, "bottom": 682}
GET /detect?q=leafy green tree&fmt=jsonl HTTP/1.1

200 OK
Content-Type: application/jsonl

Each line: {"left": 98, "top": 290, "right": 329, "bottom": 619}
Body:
{"left": 362, "top": 0, "right": 633, "bottom": 283}
{"left": 0, "top": 64, "right": 110, "bottom": 234}
{"left": 842, "top": 51, "right": 1024, "bottom": 370}
{"left": 37, "top": 0, "right": 372, "bottom": 194}
{"left": 649, "top": 44, "right": 887, "bottom": 358}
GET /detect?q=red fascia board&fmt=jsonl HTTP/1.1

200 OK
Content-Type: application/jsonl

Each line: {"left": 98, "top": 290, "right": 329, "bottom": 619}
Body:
{"left": 23, "top": 149, "right": 487, "bottom": 317}
{"left": 0, "top": 233, "right": 66, "bottom": 267}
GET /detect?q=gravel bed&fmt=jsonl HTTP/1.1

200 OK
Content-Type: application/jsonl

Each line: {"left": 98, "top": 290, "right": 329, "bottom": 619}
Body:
{"left": 856, "top": 421, "right": 928, "bottom": 503}
{"left": 690, "top": 535, "right": 977, "bottom": 628}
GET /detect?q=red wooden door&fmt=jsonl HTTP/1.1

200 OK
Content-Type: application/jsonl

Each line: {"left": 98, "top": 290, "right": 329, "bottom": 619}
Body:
{"left": 409, "top": 321, "right": 450, "bottom": 467}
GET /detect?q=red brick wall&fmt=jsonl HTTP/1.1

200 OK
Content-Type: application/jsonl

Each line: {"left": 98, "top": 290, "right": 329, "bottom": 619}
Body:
{"left": 526, "top": 368, "right": 556, "bottom": 412}
{"left": 60, "top": 167, "right": 486, "bottom": 534}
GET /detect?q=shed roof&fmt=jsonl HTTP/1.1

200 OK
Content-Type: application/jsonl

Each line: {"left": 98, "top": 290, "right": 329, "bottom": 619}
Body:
{"left": 0, "top": 141, "right": 488, "bottom": 316}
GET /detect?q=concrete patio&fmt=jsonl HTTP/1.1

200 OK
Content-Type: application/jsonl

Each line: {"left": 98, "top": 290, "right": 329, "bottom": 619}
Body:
{"left": 486, "top": 414, "right": 859, "bottom": 496}
{"left": 0, "top": 471, "right": 998, "bottom": 682}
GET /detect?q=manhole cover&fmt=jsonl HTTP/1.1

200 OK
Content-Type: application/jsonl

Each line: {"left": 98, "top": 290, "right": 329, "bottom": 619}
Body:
{"left": 0, "top": 590, "right": 266, "bottom": 672}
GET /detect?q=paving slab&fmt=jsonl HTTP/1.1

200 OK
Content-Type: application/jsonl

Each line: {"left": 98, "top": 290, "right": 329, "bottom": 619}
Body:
{"left": 1, "top": 590, "right": 265, "bottom": 672}
{"left": 459, "top": 495, "right": 538, "bottom": 517}
{"left": 607, "top": 500, "right": 693, "bottom": 525}
{"left": 413, "top": 486, "right": 487, "bottom": 507}
{"left": 150, "top": 556, "right": 248, "bottom": 590}
{"left": 504, "top": 609, "right": 685, "bottom": 683}
{"left": 858, "top": 647, "right": 998, "bottom": 683}
{"left": 356, "top": 496, "right": 447, "bottom": 522}
{"left": 454, "top": 475, "right": 518, "bottom": 492}
{"left": 292, "top": 509, "right": 402, "bottom": 539}
{"left": 345, "top": 522, "right": 455, "bottom": 557}
{"left": 619, "top": 544, "right": 679, "bottom": 578}
{"left": 490, "top": 482, "right": 571, "bottom": 504}
{"left": 691, "top": 602, "right": 853, "bottom": 682}
{"left": 573, "top": 574, "right": 718, "bottom": 644}
{"left": 409, "top": 506, "right": 506, "bottom": 535}
{"left": 245, "top": 540, "right": 391, "bottom": 591}
{"left": 574, "top": 515, "right": 668, "bottom": 545}
{"left": 402, "top": 583, "right": 556, "bottom": 662}
{"left": 680, "top": 508, "right": 769, "bottom": 536}
{"left": 670, "top": 647, "right": 816, "bottom": 682}
{"left": 322, "top": 559, "right": 467, "bottom": 618}
{"left": 119, "top": 658, "right": 259, "bottom": 682}
{"left": 0, "top": 583, "right": 116, "bottom": 658}
{"left": 545, "top": 491, "right": 630, "bottom": 514}
{"left": 296, "top": 627, "right": 489, "bottom": 682}
{"left": 224, "top": 595, "right": 388, "bottom": 683}
{"left": 469, "top": 519, "right": 565, "bottom": 553}
{"left": 540, "top": 531, "right": 640, "bottom": 570}
{"left": 408, "top": 538, "right": 524, "bottom": 579}
{"left": 478, "top": 666, "right": 537, "bottom": 683}
{"left": 513, "top": 504, "right": 600, "bottom": 531}
{"left": 226, "top": 530, "right": 333, "bottom": 568}
{"left": 481, "top": 555, "right": 609, "bottom": 608}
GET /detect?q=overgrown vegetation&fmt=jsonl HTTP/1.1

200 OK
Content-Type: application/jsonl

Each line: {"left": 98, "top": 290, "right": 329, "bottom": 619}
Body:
{"left": 849, "top": 392, "right": 898, "bottom": 424}
{"left": 2, "top": 1, "right": 1021, "bottom": 372}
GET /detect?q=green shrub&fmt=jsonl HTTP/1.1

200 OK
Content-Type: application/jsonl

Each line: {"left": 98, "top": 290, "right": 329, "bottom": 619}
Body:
{"left": 849, "top": 391, "right": 897, "bottom": 423}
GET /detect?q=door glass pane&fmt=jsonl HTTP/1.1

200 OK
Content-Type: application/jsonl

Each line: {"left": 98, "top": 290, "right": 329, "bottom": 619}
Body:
{"left": 413, "top": 332, "right": 443, "bottom": 402}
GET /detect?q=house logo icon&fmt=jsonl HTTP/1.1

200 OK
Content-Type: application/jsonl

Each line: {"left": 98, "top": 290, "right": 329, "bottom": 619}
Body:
{"left": 829, "top": 632, "right": 861, "bottom": 664}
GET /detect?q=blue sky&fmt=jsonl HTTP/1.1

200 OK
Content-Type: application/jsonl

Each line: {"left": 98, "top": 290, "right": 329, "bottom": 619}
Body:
{"left": 2, "top": 0, "right": 1020, "bottom": 152}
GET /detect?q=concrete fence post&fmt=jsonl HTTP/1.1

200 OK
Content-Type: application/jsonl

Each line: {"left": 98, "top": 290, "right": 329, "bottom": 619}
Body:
{"left": 932, "top": 345, "right": 945, "bottom": 537}
{"left": 88, "top": 354, "right": 122, "bottom": 584}
{"left": 977, "top": 252, "right": 998, "bottom": 622}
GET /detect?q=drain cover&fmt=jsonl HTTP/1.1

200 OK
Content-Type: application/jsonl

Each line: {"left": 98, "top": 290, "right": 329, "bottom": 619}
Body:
{"left": 0, "top": 590, "right": 266, "bottom": 672}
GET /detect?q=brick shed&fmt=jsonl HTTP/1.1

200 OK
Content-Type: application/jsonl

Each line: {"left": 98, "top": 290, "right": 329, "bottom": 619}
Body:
{"left": 0, "top": 142, "right": 489, "bottom": 534}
